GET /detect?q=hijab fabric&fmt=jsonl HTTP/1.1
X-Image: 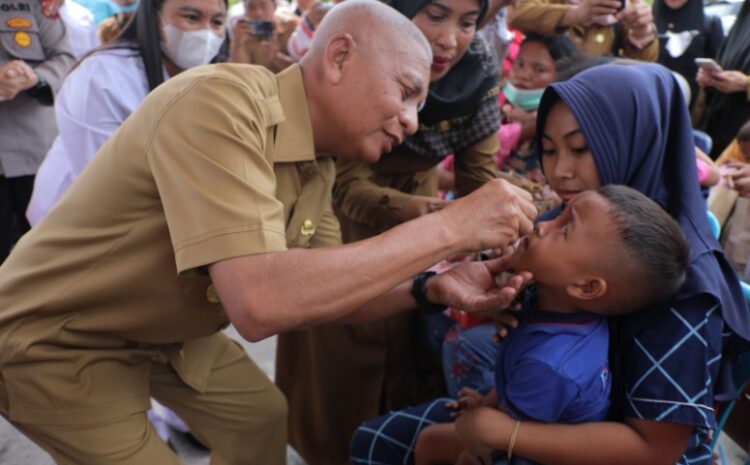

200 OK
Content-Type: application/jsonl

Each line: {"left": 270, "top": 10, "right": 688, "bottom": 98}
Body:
{"left": 535, "top": 63, "right": 750, "bottom": 371}
{"left": 384, "top": 0, "right": 500, "bottom": 159}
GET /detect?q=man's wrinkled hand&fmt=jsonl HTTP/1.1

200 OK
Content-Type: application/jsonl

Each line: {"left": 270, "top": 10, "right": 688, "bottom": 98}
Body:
{"left": 426, "top": 254, "right": 533, "bottom": 315}
{"left": 438, "top": 179, "right": 537, "bottom": 252}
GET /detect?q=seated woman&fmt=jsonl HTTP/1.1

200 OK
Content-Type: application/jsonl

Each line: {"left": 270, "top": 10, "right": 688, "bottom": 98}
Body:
{"left": 27, "top": 0, "right": 228, "bottom": 225}
{"left": 275, "top": 1, "right": 501, "bottom": 464}
{"left": 351, "top": 63, "right": 750, "bottom": 465}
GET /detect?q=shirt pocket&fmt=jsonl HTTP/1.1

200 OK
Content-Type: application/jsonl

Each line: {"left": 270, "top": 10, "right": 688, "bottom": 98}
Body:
{"left": 0, "top": 13, "right": 45, "bottom": 61}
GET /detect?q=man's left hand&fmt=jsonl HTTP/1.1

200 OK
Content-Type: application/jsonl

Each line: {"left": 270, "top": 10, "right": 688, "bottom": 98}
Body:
{"left": 426, "top": 254, "right": 533, "bottom": 314}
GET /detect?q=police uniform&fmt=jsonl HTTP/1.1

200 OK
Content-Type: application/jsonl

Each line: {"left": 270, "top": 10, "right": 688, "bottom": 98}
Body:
{"left": 0, "top": 0, "right": 74, "bottom": 262}
{"left": 0, "top": 63, "right": 331, "bottom": 465}
{"left": 511, "top": 0, "right": 659, "bottom": 61}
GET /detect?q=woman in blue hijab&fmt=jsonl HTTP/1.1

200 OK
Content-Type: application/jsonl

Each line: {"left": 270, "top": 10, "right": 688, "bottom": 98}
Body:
{"left": 450, "top": 63, "right": 750, "bottom": 465}
{"left": 353, "top": 63, "right": 750, "bottom": 465}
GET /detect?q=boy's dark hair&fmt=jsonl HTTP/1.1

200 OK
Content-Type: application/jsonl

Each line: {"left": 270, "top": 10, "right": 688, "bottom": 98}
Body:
{"left": 737, "top": 119, "right": 750, "bottom": 142}
{"left": 597, "top": 185, "right": 690, "bottom": 310}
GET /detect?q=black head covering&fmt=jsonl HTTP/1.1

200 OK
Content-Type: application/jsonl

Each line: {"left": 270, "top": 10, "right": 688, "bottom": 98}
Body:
{"left": 384, "top": 0, "right": 500, "bottom": 160}
{"left": 653, "top": 0, "right": 704, "bottom": 33}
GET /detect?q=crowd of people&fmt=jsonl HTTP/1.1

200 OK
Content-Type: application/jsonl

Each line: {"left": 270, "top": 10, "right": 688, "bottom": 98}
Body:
{"left": 1, "top": 0, "right": 750, "bottom": 464}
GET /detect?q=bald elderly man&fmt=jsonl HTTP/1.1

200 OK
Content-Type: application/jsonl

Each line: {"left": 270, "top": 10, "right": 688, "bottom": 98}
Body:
{"left": 0, "top": 1, "right": 536, "bottom": 464}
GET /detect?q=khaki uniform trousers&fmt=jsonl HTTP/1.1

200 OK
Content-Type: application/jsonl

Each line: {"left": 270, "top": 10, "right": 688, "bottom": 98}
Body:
{"left": 0, "top": 333, "right": 287, "bottom": 465}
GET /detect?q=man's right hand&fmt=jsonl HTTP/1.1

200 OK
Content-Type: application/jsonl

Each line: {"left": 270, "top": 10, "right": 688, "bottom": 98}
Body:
{"left": 438, "top": 179, "right": 536, "bottom": 252}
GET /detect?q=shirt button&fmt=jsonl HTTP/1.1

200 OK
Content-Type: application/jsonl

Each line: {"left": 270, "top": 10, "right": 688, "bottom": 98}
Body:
{"left": 300, "top": 219, "right": 316, "bottom": 236}
{"left": 206, "top": 284, "right": 220, "bottom": 303}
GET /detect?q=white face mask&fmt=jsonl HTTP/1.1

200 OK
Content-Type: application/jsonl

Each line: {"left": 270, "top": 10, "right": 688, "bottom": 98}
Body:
{"left": 161, "top": 23, "right": 223, "bottom": 70}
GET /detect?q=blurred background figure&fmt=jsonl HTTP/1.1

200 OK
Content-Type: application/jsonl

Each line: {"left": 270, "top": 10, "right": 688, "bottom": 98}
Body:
{"left": 229, "top": 0, "right": 298, "bottom": 71}
{"left": 0, "top": 0, "right": 74, "bottom": 263}
{"left": 287, "top": 1, "right": 331, "bottom": 59}
{"left": 697, "top": 0, "right": 750, "bottom": 158}
{"left": 510, "top": 0, "right": 659, "bottom": 60}
{"left": 27, "top": 0, "right": 226, "bottom": 226}
{"left": 654, "top": 0, "right": 724, "bottom": 110}
{"left": 57, "top": 0, "right": 100, "bottom": 57}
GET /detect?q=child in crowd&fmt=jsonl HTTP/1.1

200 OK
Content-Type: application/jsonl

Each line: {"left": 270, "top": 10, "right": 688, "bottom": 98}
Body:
{"left": 496, "top": 33, "right": 578, "bottom": 213}
{"left": 713, "top": 119, "right": 750, "bottom": 275}
{"left": 352, "top": 185, "right": 690, "bottom": 465}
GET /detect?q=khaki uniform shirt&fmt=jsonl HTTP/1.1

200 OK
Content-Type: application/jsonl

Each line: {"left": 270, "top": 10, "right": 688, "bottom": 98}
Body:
{"left": 511, "top": 0, "right": 658, "bottom": 62}
{"left": 0, "top": 0, "right": 74, "bottom": 177}
{"left": 0, "top": 63, "right": 337, "bottom": 425}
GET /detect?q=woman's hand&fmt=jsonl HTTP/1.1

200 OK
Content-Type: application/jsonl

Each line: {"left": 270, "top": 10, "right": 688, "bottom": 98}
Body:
{"left": 396, "top": 195, "right": 449, "bottom": 222}
{"left": 455, "top": 407, "right": 514, "bottom": 455}
{"left": 697, "top": 68, "right": 748, "bottom": 94}
{"left": 726, "top": 161, "right": 750, "bottom": 196}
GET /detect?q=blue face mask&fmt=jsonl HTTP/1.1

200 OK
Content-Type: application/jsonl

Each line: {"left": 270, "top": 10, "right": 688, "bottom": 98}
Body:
{"left": 503, "top": 81, "right": 545, "bottom": 111}
{"left": 117, "top": 1, "right": 139, "bottom": 13}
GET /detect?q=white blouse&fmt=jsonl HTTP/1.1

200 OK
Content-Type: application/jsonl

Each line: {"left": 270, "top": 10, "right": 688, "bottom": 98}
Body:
{"left": 27, "top": 48, "right": 152, "bottom": 226}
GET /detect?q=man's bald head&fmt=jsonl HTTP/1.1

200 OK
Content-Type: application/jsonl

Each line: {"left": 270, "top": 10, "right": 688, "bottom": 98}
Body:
{"left": 302, "top": 0, "right": 431, "bottom": 66}
{"left": 299, "top": 0, "right": 432, "bottom": 164}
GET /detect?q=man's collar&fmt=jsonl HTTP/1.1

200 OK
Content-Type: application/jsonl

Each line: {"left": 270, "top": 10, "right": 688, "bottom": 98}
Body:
{"left": 274, "top": 64, "right": 316, "bottom": 163}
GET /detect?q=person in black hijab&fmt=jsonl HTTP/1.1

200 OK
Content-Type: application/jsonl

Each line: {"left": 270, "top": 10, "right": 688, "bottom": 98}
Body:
{"left": 654, "top": 0, "right": 724, "bottom": 109}
{"left": 698, "top": 0, "right": 750, "bottom": 158}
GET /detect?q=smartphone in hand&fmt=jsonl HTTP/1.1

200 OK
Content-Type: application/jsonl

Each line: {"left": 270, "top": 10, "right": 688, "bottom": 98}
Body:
{"left": 695, "top": 58, "right": 723, "bottom": 73}
{"left": 248, "top": 19, "right": 274, "bottom": 41}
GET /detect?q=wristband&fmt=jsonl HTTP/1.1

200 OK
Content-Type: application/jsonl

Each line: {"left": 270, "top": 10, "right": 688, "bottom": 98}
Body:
{"left": 410, "top": 271, "right": 447, "bottom": 314}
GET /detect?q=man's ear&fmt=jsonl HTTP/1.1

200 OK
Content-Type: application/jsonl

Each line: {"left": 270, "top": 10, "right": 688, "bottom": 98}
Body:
{"left": 566, "top": 277, "right": 607, "bottom": 301}
{"left": 322, "top": 32, "right": 356, "bottom": 85}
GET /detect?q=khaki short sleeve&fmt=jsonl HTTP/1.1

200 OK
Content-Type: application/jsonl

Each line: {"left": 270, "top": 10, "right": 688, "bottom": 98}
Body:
{"left": 147, "top": 76, "right": 287, "bottom": 273}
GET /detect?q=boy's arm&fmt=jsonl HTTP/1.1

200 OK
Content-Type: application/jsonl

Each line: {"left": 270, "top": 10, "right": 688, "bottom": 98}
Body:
{"left": 456, "top": 408, "right": 692, "bottom": 465}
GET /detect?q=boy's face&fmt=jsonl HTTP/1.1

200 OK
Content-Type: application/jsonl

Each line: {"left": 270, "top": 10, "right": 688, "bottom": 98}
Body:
{"left": 510, "top": 191, "right": 618, "bottom": 292}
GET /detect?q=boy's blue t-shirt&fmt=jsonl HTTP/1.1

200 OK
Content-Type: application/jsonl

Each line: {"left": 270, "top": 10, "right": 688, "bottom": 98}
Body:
{"left": 494, "top": 307, "right": 611, "bottom": 424}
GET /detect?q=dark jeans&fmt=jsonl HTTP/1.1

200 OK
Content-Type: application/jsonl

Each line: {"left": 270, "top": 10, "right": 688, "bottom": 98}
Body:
{"left": 0, "top": 175, "right": 34, "bottom": 263}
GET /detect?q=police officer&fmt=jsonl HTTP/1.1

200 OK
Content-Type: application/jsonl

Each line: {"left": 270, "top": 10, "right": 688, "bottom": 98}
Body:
{"left": 0, "top": 1, "right": 536, "bottom": 464}
{"left": 0, "top": 0, "right": 73, "bottom": 262}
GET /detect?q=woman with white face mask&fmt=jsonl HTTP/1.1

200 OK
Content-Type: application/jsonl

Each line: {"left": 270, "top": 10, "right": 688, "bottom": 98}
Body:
{"left": 26, "top": 0, "right": 227, "bottom": 225}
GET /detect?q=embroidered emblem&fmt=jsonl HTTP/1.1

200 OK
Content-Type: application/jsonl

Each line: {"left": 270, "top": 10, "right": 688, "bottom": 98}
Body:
{"left": 14, "top": 31, "right": 31, "bottom": 47}
{"left": 6, "top": 17, "right": 32, "bottom": 29}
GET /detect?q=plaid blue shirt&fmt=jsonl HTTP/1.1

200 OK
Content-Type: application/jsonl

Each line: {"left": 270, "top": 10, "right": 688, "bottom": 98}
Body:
{"left": 621, "top": 298, "right": 723, "bottom": 465}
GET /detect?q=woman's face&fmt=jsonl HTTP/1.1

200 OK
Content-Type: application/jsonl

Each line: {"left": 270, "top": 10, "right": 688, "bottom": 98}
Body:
{"left": 509, "top": 41, "right": 556, "bottom": 90}
{"left": 412, "top": 0, "right": 482, "bottom": 81}
{"left": 541, "top": 100, "right": 601, "bottom": 203}
{"left": 160, "top": 0, "right": 227, "bottom": 35}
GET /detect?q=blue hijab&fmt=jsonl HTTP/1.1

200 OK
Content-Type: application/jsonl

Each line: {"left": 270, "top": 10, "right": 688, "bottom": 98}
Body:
{"left": 535, "top": 63, "right": 750, "bottom": 393}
